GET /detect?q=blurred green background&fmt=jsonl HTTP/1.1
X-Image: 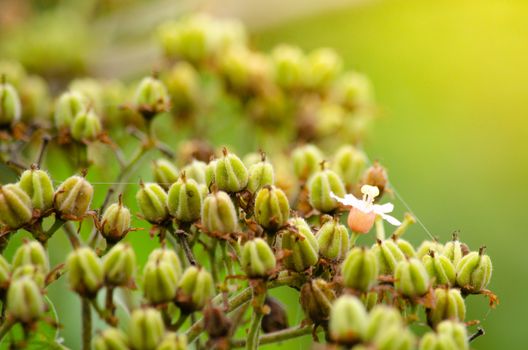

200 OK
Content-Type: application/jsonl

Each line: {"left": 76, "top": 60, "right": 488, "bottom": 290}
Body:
{"left": 2, "top": 0, "right": 527, "bottom": 349}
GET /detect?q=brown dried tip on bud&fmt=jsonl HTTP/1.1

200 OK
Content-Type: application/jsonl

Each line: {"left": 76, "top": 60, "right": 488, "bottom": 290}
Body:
{"left": 203, "top": 303, "right": 232, "bottom": 339}
{"left": 359, "top": 162, "right": 388, "bottom": 200}
{"left": 261, "top": 297, "right": 288, "bottom": 333}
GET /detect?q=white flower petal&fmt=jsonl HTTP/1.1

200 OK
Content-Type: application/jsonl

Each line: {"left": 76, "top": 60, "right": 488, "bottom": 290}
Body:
{"left": 330, "top": 192, "right": 361, "bottom": 207}
{"left": 373, "top": 202, "right": 394, "bottom": 214}
{"left": 380, "top": 213, "right": 402, "bottom": 226}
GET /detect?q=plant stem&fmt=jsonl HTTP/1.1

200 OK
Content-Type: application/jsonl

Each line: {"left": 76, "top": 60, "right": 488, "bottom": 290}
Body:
{"left": 169, "top": 312, "right": 189, "bottom": 332}
{"left": 64, "top": 222, "right": 81, "bottom": 249}
{"left": 231, "top": 325, "right": 317, "bottom": 348}
{"left": 82, "top": 299, "right": 92, "bottom": 350}
{"left": 0, "top": 319, "right": 14, "bottom": 343}
{"left": 246, "top": 289, "right": 266, "bottom": 350}
{"left": 375, "top": 216, "right": 385, "bottom": 240}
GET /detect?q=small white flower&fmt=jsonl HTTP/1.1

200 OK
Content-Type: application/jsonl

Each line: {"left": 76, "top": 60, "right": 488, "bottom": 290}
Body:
{"left": 330, "top": 185, "right": 401, "bottom": 226}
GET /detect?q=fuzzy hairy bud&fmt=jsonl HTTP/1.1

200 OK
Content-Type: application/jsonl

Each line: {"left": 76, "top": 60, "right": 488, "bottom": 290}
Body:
{"left": 0, "top": 255, "right": 10, "bottom": 290}
{"left": 417, "top": 240, "right": 444, "bottom": 260}
{"left": 136, "top": 182, "right": 169, "bottom": 224}
{"left": 100, "top": 200, "right": 131, "bottom": 243}
{"left": 317, "top": 219, "right": 349, "bottom": 261}
{"left": 419, "top": 321, "right": 469, "bottom": 350}
{"left": 271, "top": 45, "right": 306, "bottom": 90}
{"left": 332, "top": 72, "right": 372, "bottom": 110}
{"left": 292, "top": 144, "right": 324, "bottom": 180}
{"left": 342, "top": 247, "right": 378, "bottom": 292}
{"left": 54, "top": 175, "right": 94, "bottom": 220}
{"left": 240, "top": 238, "right": 276, "bottom": 278}
{"left": 300, "top": 278, "right": 336, "bottom": 324}
{"left": 332, "top": 145, "right": 367, "bottom": 188}
{"left": 12, "top": 240, "right": 49, "bottom": 274}
{"left": 455, "top": 247, "right": 492, "bottom": 292}
{"left": 18, "top": 167, "right": 54, "bottom": 212}
{"left": 182, "top": 160, "right": 207, "bottom": 184}
{"left": 163, "top": 62, "right": 199, "bottom": 115}
{"left": 360, "top": 163, "right": 388, "bottom": 199}
{"left": 0, "top": 81, "right": 21, "bottom": 126}
{"left": 71, "top": 109, "right": 102, "bottom": 141}
{"left": 167, "top": 176, "right": 203, "bottom": 223}
{"left": 365, "top": 305, "right": 404, "bottom": 342}
{"left": 306, "top": 48, "right": 342, "bottom": 91}
{"left": 133, "top": 77, "right": 170, "bottom": 120}
{"left": 213, "top": 149, "right": 249, "bottom": 193}
{"left": 423, "top": 252, "right": 456, "bottom": 287}
{"left": 442, "top": 236, "right": 469, "bottom": 267}
{"left": 201, "top": 190, "right": 239, "bottom": 234}
{"left": 103, "top": 243, "right": 136, "bottom": 287}
{"left": 6, "top": 276, "right": 45, "bottom": 324}
{"left": 176, "top": 266, "right": 214, "bottom": 313}
{"left": 307, "top": 169, "right": 346, "bottom": 213}
{"left": 129, "top": 308, "right": 165, "bottom": 350}
{"left": 394, "top": 238, "right": 417, "bottom": 258}
{"left": 142, "top": 248, "right": 182, "bottom": 304}
{"left": 12, "top": 265, "right": 46, "bottom": 289}
{"left": 329, "top": 295, "right": 368, "bottom": 346}
{"left": 280, "top": 217, "right": 319, "bottom": 272}
{"left": 93, "top": 328, "right": 129, "bottom": 350}
{"left": 427, "top": 288, "right": 466, "bottom": 328}
{"left": 0, "top": 184, "right": 33, "bottom": 229}
{"left": 247, "top": 160, "right": 275, "bottom": 193}
{"left": 394, "top": 258, "right": 430, "bottom": 297}
{"left": 254, "top": 185, "right": 290, "bottom": 231}
{"left": 156, "top": 333, "right": 188, "bottom": 350}
{"left": 66, "top": 247, "right": 104, "bottom": 298}
{"left": 54, "top": 91, "right": 87, "bottom": 129}
{"left": 371, "top": 239, "right": 406, "bottom": 275}
{"left": 152, "top": 159, "right": 179, "bottom": 190}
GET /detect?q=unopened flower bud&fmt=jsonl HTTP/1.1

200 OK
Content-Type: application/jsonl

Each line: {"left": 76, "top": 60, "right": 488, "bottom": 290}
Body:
{"left": 365, "top": 305, "right": 403, "bottom": 342}
{"left": 176, "top": 266, "right": 214, "bottom": 313}
{"left": 54, "top": 175, "right": 93, "bottom": 220}
{"left": 342, "top": 247, "right": 378, "bottom": 292}
{"left": 205, "top": 159, "right": 216, "bottom": 187}
{"left": 100, "top": 200, "right": 131, "bottom": 243}
{"left": 262, "top": 297, "right": 288, "bottom": 333}
{"left": 423, "top": 252, "right": 456, "bottom": 287}
{"left": 163, "top": 62, "right": 199, "bottom": 115}
{"left": 455, "top": 247, "right": 492, "bottom": 292}
{"left": 142, "top": 248, "right": 182, "bottom": 304}
{"left": 136, "top": 182, "right": 169, "bottom": 224}
{"left": 280, "top": 217, "right": 319, "bottom": 272}
{"left": 12, "top": 265, "right": 46, "bottom": 289}
{"left": 134, "top": 77, "right": 170, "bottom": 120}
{"left": 93, "top": 328, "right": 129, "bottom": 350}
{"left": 201, "top": 191, "right": 239, "bottom": 234}
{"left": 247, "top": 160, "right": 275, "bottom": 193}
{"left": 394, "top": 258, "right": 430, "bottom": 297}
{"left": 66, "top": 247, "right": 104, "bottom": 298}
{"left": 361, "top": 291, "right": 378, "bottom": 311}
{"left": 6, "top": 277, "right": 45, "bottom": 323}
{"left": 240, "top": 238, "right": 276, "bottom": 278}
{"left": 306, "top": 48, "right": 342, "bottom": 91}
{"left": 167, "top": 176, "right": 202, "bottom": 222}
{"left": 427, "top": 288, "right": 466, "bottom": 328}
{"left": 360, "top": 163, "right": 388, "bottom": 199}
{"left": 332, "top": 145, "right": 367, "bottom": 188}
{"left": 12, "top": 240, "right": 49, "bottom": 274}
{"left": 417, "top": 240, "right": 444, "bottom": 260}
{"left": 300, "top": 278, "right": 336, "bottom": 324}
{"left": 129, "top": 308, "right": 165, "bottom": 350}
{"left": 103, "top": 243, "right": 136, "bottom": 287}
{"left": 254, "top": 185, "right": 290, "bottom": 231}
{"left": 0, "top": 184, "right": 33, "bottom": 229}
{"left": 329, "top": 295, "right": 368, "bottom": 346}
{"left": 0, "top": 255, "right": 10, "bottom": 290}
{"left": 18, "top": 167, "right": 54, "bottom": 212}
{"left": 307, "top": 169, "right": 346, "bottom": 213}
{"left": 182, "top": 160, "right": 207, "bottom": 184}
{"left": 436, "top": 320, "right": 469, "bottom": 350}
{"left": 332, "top": 72, "right": 372, "bottom": 110}
{"left": 0, "top": 81, "right": 21, "bottom": 126}
{"left": 54, "top": 91, "right": 87, "bottom": 129}
{"left": 371, "top": 239, "right": 405, "bottom": 275}
{"left": 317, "top": 219, "right": 349, "bottom": 261}
{"left": 394, "top": 238, "right": 417, "bottom": 258}
{"left": 214, "top": 149, "right": 249, "bottom": 192}
{"left": 373, "top": 326, "right": 416, "bottom": 350}
{"left": 292, "top": 144, "right": 323, "bottom": 180}
{"left": 152, "top": 159, "right": 179, "bottom": 190}
{"left": 271, "top": 45, "right": 306, "bottom": 90}
{"left": 156, "top": 333, "right": 187, "bottom": 350}
{"left": 442, "top": 235, "right": 469, "bottom": 267}
{"left": 71, "top": 109, "right": 102, "bottom": 142}
{"left": 147, "top": 248, "right": 183, "bottom": 275}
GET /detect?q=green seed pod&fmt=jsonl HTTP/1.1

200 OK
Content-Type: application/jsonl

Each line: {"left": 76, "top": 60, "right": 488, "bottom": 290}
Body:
{"left": 12, "top": 265, "right": 46, "bottom": 289}
{"left": 423, "top": 252, "right": 456, "bottom": 287}
{"left": 142, "top": 260, "right": 179, "bottom": 304}
{"left": 0, "top": 82, "right": 21, "bottom": 126}
{"left": 393, "top": 238, "right": 416, "bottom": 258}
{"left": 307, "top": 169, "right": 346, "bottom": 213}
{"left": 103, "top": 243, "right": 136, "bottom": 287}
{"left": 93, "top": 328, "right": 129, "bottom": 350}
{"left": 427, "top": 288, "right": 466, "bottom": 328}
{"left": 332, "top": 72, "right": 372, "bottom": 110}
{"left": 6, "top": 277, "right": 45, "bottom": 324}
{"left": 300, "top": 278, "right": 336, "bottom": 324}
{"left": 455, "top": 248, "right": 492, "bottom": 292}
{"left": 18, "top": 167, "right": 54, "bottom": 212}
{"left": 361, "top": 291, "right": 378, "bottom": 311}
{"left": 365, "top": 305, "right": 403, "bottom": 342}
{"left": 329, "top": 295, "right": 368, "bottom": 346}
{"left": 360, "top": 162, "right": 389, "bottom": 199}
{"left": 247, "top": 160, "right": 275, "bottom": 193}
{"left": 66, "top": 247, "right": 104, "bottom": 298}
{"left": 167, "top": 176, "right": 202, "bottom": 223}
{"left": 332, "top": 145, "right": 367, "bottom": 188}
{"left": 394, "top": 258, "right": 430, "bottom": 297}
{"left": 205, "top": 159, "right": 216, "bottom": 187}
{"left": 342, "top": 247, "right": 378, "bottom": 292}
{"left": 156, "top": 333, "right": 188, "bottom": 350}
{"left": 371, "top": 239, "right": 406, "bottom": 275}
{"left": 163, "top": 62, "right": 199, "bottom": 115}
{"left": 201, "top": 191, "right": 239, "bottom": 234}
{"left": 0, "top": 184, "right": 33, "bottom": 229}
{"left": 54, "top": 91, "right": 87, "bottom": 129}
{"left": 373, "top": 326, "right": 416, "bottom": 350}
{"left": 71, "top": 109, "right": 102, "bottom": 142}
{"left": 213, "top": 149, "right": 249, "bottom": 192}
{"left": 182, "top": 160, "right": 207, "bottom": 184}
{"left": 54, "top": 175, "right": 94, "bottom": 220}
{"left": 437, "top": 320, "right": 469, "bottom": 350}
{"left": 129, "top": 308, "right": 165, "bottom": 350}
{"left": 417, "top": 240, "right": 444, "bottom": 260}
{"left": 442, "top": 236, "right": 469, "bottom": 267}
{"left": 271, "top": 45, "right": 306, "bottom": 90}
{"left": 100, "top": 200, "right": 131, "bottom": 243}
{"left": 317, "top": 219, "right": 349, "bottom": 261}
{"left": 147, "top": 248, "right": 183, "bottom": 276}
{"left": 0, "top": 255, "right": 10, "bottom": 289}
{"left": 292, "top": 144, "right": 323, "bottom": 180}
{"left": 280, "top": 217, "right": 319, "bottom": 272}
{"left": 240, "top": 238, "right": 276, "bottom": 278}
{"left": 306, "top": 48, "right": 342, "bottom": 90}
{"left": 134, "top": 76, "right": 170, "bottom": 120}
{"left": 152, "top": 159, "right": 179, "bottom": 190}
{"left": 136, "top": 182, "right": 169, "bottom": 224}
{"left": 12, "top": 240, "right": 49, "bottom": 274}
{"left": 176, "top": 266, "right": 214, "bottom": 313}
{"left": 254, "top": 185, "right": 290, "bottom": 231}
